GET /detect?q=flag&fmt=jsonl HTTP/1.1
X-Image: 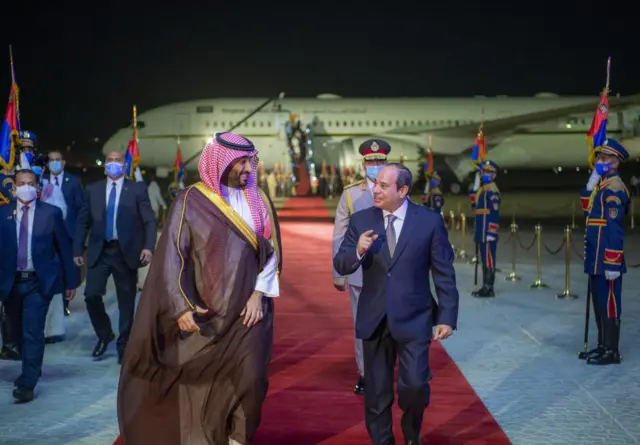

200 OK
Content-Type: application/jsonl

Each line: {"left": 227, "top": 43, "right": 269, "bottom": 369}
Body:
{"left": 124, "top": 136, "right": 141, "bottom": 180}
{"left": 174, "top": 145, "right": 184, "bottom": 189}
{"left": 470, "top": 128, "right": 487, "bottom": 169}
{"left": 0, "top": 82, "right": 19, "bottom": 170}
{"left": 586, "top": 92, "right": 608, "bottom": 169}
{"left": 423, "top": 150, "right": 434, "bottom": 180}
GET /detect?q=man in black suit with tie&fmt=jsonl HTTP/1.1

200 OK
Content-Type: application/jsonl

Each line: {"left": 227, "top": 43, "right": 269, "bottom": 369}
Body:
{"left": 74, "top": 150, "right": 156, "bottom": 363}
{"left": 43, "top": 150, "right": 84, "bottom": 316}
{"left": 334, "top": 163, "right": 459, "bottom": 445}
{"left": 0, "top": 169, "right": 77, "bottom": 402}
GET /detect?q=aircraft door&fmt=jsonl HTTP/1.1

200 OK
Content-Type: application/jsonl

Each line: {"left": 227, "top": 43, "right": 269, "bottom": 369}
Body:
{"left": 174, "top": 113, "right": 190, "bottom": 136}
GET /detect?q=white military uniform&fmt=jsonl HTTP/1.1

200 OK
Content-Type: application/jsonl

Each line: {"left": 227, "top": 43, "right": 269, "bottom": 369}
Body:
{"left": 332, "top": 178, "right": 374, "bottom": 377}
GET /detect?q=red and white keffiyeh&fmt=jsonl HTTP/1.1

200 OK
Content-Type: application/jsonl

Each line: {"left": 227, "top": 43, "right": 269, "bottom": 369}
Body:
{"left": 198, "top": 132, "right": 272, "bottom": 240}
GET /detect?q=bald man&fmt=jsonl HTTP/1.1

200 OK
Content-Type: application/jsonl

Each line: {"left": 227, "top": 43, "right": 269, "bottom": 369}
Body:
{"left": 74, "top": 151, "right": 157, "bottom": 363}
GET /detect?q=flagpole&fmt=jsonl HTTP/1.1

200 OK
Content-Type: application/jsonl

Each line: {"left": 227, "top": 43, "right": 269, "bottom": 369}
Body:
{"left": 605, "top": 57, "right": 611, "bottom": 95}
{"left": 133, "top": 105, "right": 138, "bottom": 140}
{"left": 9, "top": 45, "right": 20, "bottom": 133}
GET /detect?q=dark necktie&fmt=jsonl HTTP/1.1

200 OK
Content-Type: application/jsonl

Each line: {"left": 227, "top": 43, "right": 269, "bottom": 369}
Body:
{"left": 18, "top": 206, "right": 29, "bottom": 270}
{"left": 106, "top": 182, "right": 116, "bottom": 241}
{"left": 386, "top": 214, "right": 397, "bottom": 257}
{"left": 54, "top": 176, "right": 59, "bottom": 186}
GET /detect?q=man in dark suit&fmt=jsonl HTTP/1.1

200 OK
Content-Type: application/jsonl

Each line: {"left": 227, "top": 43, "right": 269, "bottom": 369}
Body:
{"left": 43, "top": 149, "right": 84, "bottom": 316}
{"left": 74, "top": 150, "right": 156, "bottom": 363}
{"left": 334, "top": 163, "right": 459, "bottom": 445}
{"left": 0, "top": 169, "right": 77, "bottom": 402}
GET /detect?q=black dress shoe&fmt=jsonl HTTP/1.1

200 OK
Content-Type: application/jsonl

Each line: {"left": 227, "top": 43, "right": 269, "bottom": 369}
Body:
{"left": 578, "top": 345, "right": 604, "bottom": 360}
{"left": 92, "top": 332, "right": 116, "bottom": 358}
{"left": 354, "top": 375, "right": 364, "bottom": 395}
{"left": 13, "top": 386, "right": 34, "bottom": 403}
{"left": 45, "top": 335, "right": 65, "bottom": 345}
{"left": 587, "top": 349, "right": 621, "bottom": 365}
{"left": 0, "top": 346, "right": 21, "bottom": 361}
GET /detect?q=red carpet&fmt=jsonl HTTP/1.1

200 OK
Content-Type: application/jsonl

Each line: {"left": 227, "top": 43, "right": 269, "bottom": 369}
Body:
{"left": 254, "top": 197, "right": 511, "bottom": 445}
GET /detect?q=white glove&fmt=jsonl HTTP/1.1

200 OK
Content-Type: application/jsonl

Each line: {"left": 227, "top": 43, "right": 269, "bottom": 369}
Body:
{"left": 586, "top": 170, "right": 601, "bottom": 191}
{"left": 605, "top": 270, "right": 620, "bottom": 281}
{"left": 472, "top": 172, "right": 480, "bottom": 192}
{"left": 486, "top": 235, "right": 496, "bottom": 242}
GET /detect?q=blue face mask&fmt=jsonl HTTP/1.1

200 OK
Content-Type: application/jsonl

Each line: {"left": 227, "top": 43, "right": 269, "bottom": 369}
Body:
{"left": 48, "top": 160, "right": 63, "bottom": 174}
{"left": 365, "top": 165, "right": 383, "bottom": 181}
{"left": 595, "top": 162, "right": 613, "bottom": 176}
{"left": 429, "top": 179, "right": 439, "bottom": 188}
{"left": 105, "top": 162, "right": 124, "bottom": 178}
{"left": 481, "top": 174, "right": 493, "bottom": 183}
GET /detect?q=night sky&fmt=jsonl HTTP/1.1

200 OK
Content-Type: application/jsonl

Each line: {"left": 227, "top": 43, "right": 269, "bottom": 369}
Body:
{"left": 2, "top": 4, "right": 638, "bottom": 155}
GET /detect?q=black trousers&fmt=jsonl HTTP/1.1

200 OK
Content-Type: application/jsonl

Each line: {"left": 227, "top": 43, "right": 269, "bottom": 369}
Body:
{"left": 363, "top": 318, "right": 431, "bottom": 445}
{"left": 84, "top": 241, "right": 137, "bottom": 358}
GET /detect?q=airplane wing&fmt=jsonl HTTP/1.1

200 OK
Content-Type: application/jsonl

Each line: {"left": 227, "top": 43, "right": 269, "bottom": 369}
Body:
{"left": 387, "top": 93, "right": 640, "bottom": 138}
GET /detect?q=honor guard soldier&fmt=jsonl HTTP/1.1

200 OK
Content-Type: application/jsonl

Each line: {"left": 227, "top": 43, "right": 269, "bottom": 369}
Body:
{"left": 471, "top": 160, "right": 500, "bottom": 297}
{"left": 424, "top": 171, "right": 445, "bottom": 213}
{"left": 579, "top": 139, "right": 629, "bottom": 365}
{"left": 332, "top": 139, "right": 390, "bottom": 395}
{"left": 0, "top": 164, "right": 15, "bottom": 206}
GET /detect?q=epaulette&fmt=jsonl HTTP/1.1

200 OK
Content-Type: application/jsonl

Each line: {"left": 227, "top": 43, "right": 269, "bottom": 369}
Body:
{"left": 486, "top": 182, "right": 500, "bottom": 193}
{"left": 344, "top": 180, "right": 364, "bottom": 190}
{"left": 603, "top": 176, "right": 627, "bottom": 194}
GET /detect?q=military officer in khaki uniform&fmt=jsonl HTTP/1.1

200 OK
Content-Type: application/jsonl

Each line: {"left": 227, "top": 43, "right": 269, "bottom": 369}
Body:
{"left": 332, "top": 139, "right": 391, "bottom": 395}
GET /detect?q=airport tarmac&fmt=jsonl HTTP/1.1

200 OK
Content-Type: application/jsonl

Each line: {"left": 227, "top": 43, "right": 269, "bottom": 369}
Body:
{"left": 0, "top": 204, "right": 639, "bottom": 444}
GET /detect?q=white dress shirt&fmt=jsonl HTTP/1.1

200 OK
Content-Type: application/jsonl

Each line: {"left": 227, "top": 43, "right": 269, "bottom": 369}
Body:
{"left": 51, "top": 171, "right": 65, "bottom": 187}
{"left": 382, "top": 198, "right": 408, "bottom": 242}
{"left": 16, "top": 200, "right": 36, "bottom": 271}
{"left": 220, "top": 185, "right": 280, "bottom": 297}
{"left": 357, "top": 198, "right": 408, "bottom": 259}
{"left": 106, "top": 176, "right": 125, "bottom": 240}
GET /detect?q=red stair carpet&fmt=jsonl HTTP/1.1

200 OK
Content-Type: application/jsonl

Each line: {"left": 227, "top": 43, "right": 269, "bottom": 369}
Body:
{"left": 254, "top": 197, "right": 511, "bottom": 444}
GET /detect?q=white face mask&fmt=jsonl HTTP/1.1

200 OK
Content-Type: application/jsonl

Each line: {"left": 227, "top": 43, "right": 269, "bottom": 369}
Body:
{"left": 16, "top": 185, "right": 37, "bottom": 203}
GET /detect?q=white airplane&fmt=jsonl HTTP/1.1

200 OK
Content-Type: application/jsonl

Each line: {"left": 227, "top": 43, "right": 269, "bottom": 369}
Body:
{"left": 102, "top": 93, "right": 640, "bottom": 189}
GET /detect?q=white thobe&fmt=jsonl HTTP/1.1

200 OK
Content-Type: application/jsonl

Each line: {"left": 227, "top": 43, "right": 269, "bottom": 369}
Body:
{"left": 220, "top": 185, "right": 279, "bottom": 297}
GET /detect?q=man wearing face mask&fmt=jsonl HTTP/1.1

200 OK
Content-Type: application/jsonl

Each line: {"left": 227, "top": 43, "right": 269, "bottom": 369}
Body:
{"left": 0, "top": 169, "right": 77, "bottom": 402}
{"left": 332, "top": 139, "right": 390, "bottom": 395}
{"left": 424, "top": 171, "right": 445, "bottom": 213}
{"left": 73, "top": 150, "right": 156, "bottom": 364}
{"left": 471, "top": 160, "right": 500, "bottom": 298}
{"left": 579, "top": 139, "right": 629, "bottom": 366}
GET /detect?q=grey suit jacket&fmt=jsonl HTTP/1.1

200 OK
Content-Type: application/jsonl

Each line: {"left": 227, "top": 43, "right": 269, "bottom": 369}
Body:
{"left": 332, "top": 179, "right": 374, "bottom": 287}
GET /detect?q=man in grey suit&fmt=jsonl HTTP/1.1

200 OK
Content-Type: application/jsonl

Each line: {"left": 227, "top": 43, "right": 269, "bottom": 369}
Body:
{"left": 332, "top": 139, "right": 391, "bottom": 395}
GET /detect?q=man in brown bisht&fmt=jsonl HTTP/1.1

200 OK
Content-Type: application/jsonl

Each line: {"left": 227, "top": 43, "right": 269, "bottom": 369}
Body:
{"left": 114, "top": 131, "right": 283, "bottom": 445}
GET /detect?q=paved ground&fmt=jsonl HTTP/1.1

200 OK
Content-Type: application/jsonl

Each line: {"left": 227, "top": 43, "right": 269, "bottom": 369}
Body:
{"left": 1, "top": 224, "right": 640, "bottom": 444}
